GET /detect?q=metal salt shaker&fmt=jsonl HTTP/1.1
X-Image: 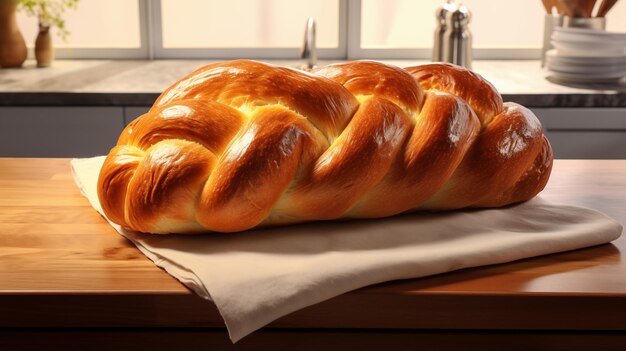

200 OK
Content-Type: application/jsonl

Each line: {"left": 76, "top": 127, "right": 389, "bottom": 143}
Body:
{"left": 442, "top": 3, "right": 472, "bottom": 69}
{"left": 432, "top": 0, "right": 457, "bottom": 62}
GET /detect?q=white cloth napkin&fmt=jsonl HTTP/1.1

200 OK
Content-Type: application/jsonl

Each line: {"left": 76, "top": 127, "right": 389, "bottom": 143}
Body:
{"left": 71, "top": 156, "right": 622, "bottom": 342}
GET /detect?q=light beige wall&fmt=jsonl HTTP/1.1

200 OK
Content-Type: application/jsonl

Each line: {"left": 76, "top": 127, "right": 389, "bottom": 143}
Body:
{"left": 16, "top": 0, "right": 140, "bottom": 48}
{"left": 161, "top": 0, "right": 339, "bottom": 48}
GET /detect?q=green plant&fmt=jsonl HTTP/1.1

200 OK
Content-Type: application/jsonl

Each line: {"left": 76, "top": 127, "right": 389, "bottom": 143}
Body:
{"left": 17, "top": 0, "right": 79, "bottom": 40}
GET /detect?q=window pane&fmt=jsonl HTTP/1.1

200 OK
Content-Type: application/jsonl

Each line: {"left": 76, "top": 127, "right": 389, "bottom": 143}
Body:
{"left": 361, "top": 0, "right": 431, "bottom": 49}
{"left": 361, "top": 0, "right": 626, "bottom": 49}
{"left": 161, "top": 0, "right": 339, "bottom": 48}
{"left": 16, "top": 0, "right": 141, "bottom": 48}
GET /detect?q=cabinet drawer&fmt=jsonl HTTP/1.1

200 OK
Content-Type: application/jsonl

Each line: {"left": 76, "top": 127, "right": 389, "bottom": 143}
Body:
{"left": 531, "top": 108, "right": 626, "bottom": 130}
{"left": 544, "top": 130, "right": 626, "bottom": 159}
{"left": 531, "top": 108, "right": 626, "bottom": 159}
{"left": 0, "top": 107, "right": 124, "bottom": 157}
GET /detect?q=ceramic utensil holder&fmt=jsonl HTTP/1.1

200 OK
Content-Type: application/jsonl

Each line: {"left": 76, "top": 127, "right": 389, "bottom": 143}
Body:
{"left": 562, "top": 16, "right": 607, "bottom": 30}
{"left": 542, "top": 14, "right": 563, "bottom": 68}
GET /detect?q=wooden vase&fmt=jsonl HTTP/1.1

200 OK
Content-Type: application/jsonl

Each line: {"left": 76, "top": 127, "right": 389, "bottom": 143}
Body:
{"left": 35, "top": 25, "right": 53, "bottom": 68}
{"left": 0, "top": 0, "right": 28, "bottom": 68}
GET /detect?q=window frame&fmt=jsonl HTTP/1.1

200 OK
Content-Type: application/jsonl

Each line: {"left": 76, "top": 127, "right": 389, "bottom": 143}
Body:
{"left": 150, "top": 0, "right": 349, "bottom": 60}
{"left": 347, "top": 0, "right": 540, "bottom": 60}
{"left": 52, "top": 0, "right": 151, "bottom": 59}
{"left": 47, "top": 0, "right": 542, "bottom": 60}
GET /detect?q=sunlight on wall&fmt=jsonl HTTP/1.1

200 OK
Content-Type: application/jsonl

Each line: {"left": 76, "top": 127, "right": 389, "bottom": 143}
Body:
{"left": 361, "top": 0, "right": 626, "bottom": 49}
{"left": 16, "top": 0, "right": 141, "bottom": 48}
{"left": 161, "top": 0, "right": 339, "bottom": 48}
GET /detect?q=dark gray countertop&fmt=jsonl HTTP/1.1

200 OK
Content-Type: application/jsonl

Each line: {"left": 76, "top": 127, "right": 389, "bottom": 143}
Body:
{"left": 1, "top": 59, "right": 625, "bottom": 107}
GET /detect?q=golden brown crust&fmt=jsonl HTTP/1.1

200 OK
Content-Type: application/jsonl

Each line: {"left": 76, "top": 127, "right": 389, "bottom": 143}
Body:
{"left": 154, "top": 59, "right": 359, "bottom": 139}
{"left": 97, "top": 60, "right": 553, "bottom": 234}
{"left": 405, "top": 63, "right": 503, "bottom": 125}
{"left": 119, "top": 100, "right": 245, "bottom": 154}
{"left": 420, "top": 102, "right": 548, "bottom": 209}
{"left": 196, "top": 105, "right": 326, "bottom": 232}
{"left": 350, "top": 91, "right": 480, "bottom": 218}
{"left": 97, "top": 145, "right": 143, "bottom": 227}
{"left": 313, "top": 60, "right": 424, "bottom": 115}
{"left": 280, "top": 96, "right": 412, "bottom": 221}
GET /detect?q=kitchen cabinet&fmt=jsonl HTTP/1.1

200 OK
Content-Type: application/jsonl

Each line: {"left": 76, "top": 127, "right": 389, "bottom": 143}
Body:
{"left": 120, "top": 106, "right": 626, "bottom": 160}
{"left": 124, "top": 106, "right": 151, "bottom": 125}
{"left": 1, "top": 106, "right": 625, "bottom": 159}
{"left": 0, "top": 107, "right": 124, "bottom": 157}
{"left": 79, "top": 106, "right": 626, "bottom": 159}
{"left": 531, "top": 108, "right": 626, "bottom": 159}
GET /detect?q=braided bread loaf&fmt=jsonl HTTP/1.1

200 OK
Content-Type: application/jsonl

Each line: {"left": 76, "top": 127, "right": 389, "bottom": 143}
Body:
{"left": 97, "top": 60, "right": 553, "bottom": 234}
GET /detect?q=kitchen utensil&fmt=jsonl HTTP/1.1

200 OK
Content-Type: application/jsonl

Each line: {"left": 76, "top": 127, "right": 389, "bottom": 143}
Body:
{"left": 554, "top": 0, "right": 568, "bottom": 14}
{"left": 584, "top": 0, "right": 597, "bottom": 16}
{"left": 559, "top": 0, "right": 588, "bottom": 16}
{"left": 301, "top": 17, "right": 317, "bottom": 69}
{"left": 433, "top": 0, "right": 457, "bottom": 62}
{"left": 597, "top": 0, "right": 619, "bottom": 16}
{"left": 555, "top": 0, "right": 574, "bottom": 15}
{"left": 442, "top": 3, "right": 472, "bottom": 69}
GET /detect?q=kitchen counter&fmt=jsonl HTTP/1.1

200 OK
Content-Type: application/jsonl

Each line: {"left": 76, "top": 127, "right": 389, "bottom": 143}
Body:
{"left": 1, "top": 59, "right": 625, "bottom": 107}
{"left": 1, "top": 158, "right": 625, "bottom": 350}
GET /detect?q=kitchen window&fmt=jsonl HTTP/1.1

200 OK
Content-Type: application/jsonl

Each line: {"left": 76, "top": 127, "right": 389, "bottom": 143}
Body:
{"left": 16, "top": 0, "right": 149, "bottom": 59}
{"left": 14, "top": 0, "right": 626, "bottom": 60}
{"left": 156, "top": 0, "right": 345, "bottom": 59}
{"left": 355, "top": 0, "right": 548, "bottom": 59}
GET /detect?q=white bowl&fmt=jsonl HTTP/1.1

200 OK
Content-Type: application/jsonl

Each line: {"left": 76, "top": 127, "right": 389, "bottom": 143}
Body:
{"left": 550, "top": 71, "right": 625, "bottom": 83}
{"left": 547, "top": 64, "right": 626, "bottom": 76}
{"left": 554, "top": 47, "right": 625, "bottom": 57}
{"left": 546, "top": 50, "right": 626, "bottom": 64}
{"left": 553, "top": 27, "right": 626, "bottom": 42}
{"left": 547, "top": 66, "right": 626, "bottom": 75}
{"left": 546, "top": 59, "right": 626, "bottom": 70}
{"left": 548, "top": 67, "right": 626, "bottom": 79}
{"left": 551, "top": 27, "right": 626, "bottom": 57}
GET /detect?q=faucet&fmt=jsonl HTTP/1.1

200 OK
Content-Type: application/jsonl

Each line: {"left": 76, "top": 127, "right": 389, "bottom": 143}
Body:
{"left": 300, "top": 17, "right": 317, "bottom": 70}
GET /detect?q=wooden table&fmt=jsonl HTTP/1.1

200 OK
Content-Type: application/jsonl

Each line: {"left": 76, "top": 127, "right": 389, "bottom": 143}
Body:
{"left": 1, "top": 158, "right": 625, "bottom": 350}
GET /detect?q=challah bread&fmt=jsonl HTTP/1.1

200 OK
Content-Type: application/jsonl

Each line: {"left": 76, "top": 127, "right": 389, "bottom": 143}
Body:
{"left": 97, "top": 60, "right": 553, "bottom": 234}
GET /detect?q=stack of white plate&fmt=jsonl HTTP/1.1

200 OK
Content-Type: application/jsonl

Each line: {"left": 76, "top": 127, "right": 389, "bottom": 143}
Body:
{"left": 547, "top": 27, "right": 626, "bottom": 83}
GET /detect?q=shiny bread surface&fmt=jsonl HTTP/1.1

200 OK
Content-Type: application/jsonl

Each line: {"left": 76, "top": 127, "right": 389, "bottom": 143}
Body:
{"left": 98, "top": 60, "right": 553, "bottom": 233}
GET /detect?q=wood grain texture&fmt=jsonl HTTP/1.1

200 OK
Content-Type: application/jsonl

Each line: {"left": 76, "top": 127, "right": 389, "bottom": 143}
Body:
{"left": 0, "top": 158, "right": 625, "bottom": 331}
{"left": 0, "top": 158, "right": 186, "bottom": 293}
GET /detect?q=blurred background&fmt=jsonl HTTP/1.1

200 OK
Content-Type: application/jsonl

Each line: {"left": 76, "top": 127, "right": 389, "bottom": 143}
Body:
{"left": 13, "top": 0, "right": 626, "bottom": 60}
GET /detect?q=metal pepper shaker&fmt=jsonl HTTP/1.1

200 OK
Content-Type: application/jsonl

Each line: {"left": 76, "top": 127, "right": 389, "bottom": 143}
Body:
{"left": 442, "top": 3, "right": 472, "bottom": 69}
{"left": 432, "top": 0, "right": 458, "bottom": 62}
